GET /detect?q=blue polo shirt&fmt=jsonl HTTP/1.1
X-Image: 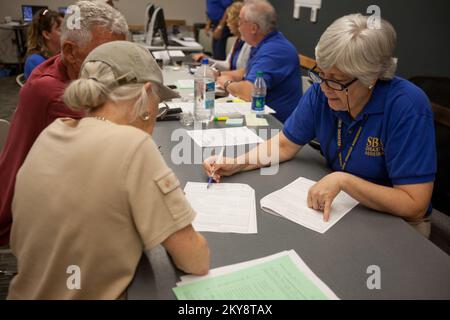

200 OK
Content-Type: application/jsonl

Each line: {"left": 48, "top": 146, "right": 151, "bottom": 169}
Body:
{"left": 24, "top": 53, "right": 46, "bottom": 79}
{"left": 283, "top": 77, "right": 436, "bottom": 190}
{"left": 245, "top": 31, "right": 302, "bottom": 123}
{"left": 207, "top": 0, "right": 232, "bottom": 23}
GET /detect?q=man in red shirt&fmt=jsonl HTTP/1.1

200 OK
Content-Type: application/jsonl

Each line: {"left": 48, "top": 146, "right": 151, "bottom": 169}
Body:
{"left": 0, "top": 1, "right": 128, "bottom": 246}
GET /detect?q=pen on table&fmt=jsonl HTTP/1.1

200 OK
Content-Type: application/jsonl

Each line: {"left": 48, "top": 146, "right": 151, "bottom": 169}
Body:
{"left": 207, "top": 147, "right": 225, "bottom": 189}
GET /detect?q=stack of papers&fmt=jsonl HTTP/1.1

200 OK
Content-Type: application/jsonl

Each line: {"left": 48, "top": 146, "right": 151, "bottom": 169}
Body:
{"left": 184, "top": 182, "right": 257, "bottom": 234}
{"left": 187, "top": 127, "right": 264, "bottom": 147}
{"left": 175, "top": 79, "right": 195, "bottom": 89}
{"left": 173, "top": 250, "right": 339, "bottom": 300}
{"left": 151, "top": 50, "right": 185, "bottom": 60}
{"left": 165, "top": 102, "right": 276, "bottom": 116}
{"left": 260, "top": 177, "right": 359, "bottom": 234}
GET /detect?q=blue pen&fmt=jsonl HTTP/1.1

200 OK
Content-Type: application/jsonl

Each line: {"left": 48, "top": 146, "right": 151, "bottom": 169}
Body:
{"left": 207, "top": 147, "right": 225, "bottom": 189}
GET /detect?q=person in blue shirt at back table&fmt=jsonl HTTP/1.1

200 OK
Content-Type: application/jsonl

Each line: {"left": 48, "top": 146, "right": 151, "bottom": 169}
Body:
{"left": 204, "top": 13, "right": 437, "bottom": 238}
{"left": 205, "top": 0, "right": 233, "bottom": 60}
{"left": 216, "top": 0, "right": 302, "bottom": 123}
{"left": 24, "top": 9, "right": 62, "bottom": 79}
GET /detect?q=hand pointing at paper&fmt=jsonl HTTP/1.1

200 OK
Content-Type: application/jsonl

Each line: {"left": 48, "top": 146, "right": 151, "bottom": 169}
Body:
{"left": 307, "top": 172, "right": 345, "bottom": 222}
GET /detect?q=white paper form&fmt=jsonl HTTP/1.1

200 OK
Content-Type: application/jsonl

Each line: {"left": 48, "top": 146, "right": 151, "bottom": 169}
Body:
{"left": 175, "top": 79, "right": 195, "bottom": 89}
{"left": 187, "top": 127, "right": 263, "bottom": 147}
{"left": 175, "top": 250, "right": 339, "bottom": 300}
{"left": 164, "top": 102, "right": 275, "bottom": 116}
{"left": 184, "top": 182, "right": 257, "bottom": 234}
{"left": 152, "top": 50, "right": 185, "bottom": 60}
{"left": 260, "top": 177, "right": 359, "bottom": 234}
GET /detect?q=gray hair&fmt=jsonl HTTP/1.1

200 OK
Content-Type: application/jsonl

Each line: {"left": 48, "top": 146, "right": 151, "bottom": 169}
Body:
{"left": 61, "top": 0, "right": 128, "bottom": 48}
{"left": 315, "top": 13, "right": 397, "bottom": 86}
{"left": 63, "top": 61, "right": 154, "bottom": 122}
{"left": 243, "top": 0, "right": 277, "bottom": 34}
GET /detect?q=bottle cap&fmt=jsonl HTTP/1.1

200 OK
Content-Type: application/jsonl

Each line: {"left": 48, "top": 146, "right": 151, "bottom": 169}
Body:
{"left": 256, "top": 71, "right": 264, "bottom": 77}
{"left": 202, "top": 58, "right": 209, "bottom": 65}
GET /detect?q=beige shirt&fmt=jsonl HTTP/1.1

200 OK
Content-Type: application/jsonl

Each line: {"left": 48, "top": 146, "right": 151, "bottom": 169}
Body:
{"left": 8, "top": 118, "right": 195, "bottom": 299}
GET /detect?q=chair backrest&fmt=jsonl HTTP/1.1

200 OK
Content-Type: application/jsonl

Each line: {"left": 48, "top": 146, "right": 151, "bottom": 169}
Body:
{"left": 226, "top": 36, "right": 237, "bottom": 56}
{"left": 299, "top": 54, "right": 316, "bottom": 71}
{"left": 0, "top": 119, "right": 10, "bottom": 153}
{"left": 410, "top": 76, "right": 450, "bottom": 216}
{"left": 16, "top": 73, "right": 25, "bottom": 87}
{"left": 198, "top": 28, "right": 212, "bottom": 55}
{"left": 302, "top": 76, "right": 313, "bottom": 94}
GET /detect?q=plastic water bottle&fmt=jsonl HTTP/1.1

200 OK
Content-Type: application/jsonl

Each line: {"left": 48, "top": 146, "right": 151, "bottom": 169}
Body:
{"left": 251, "top": 71, "right": 266, "bottom": 115}
{"left": 194, "top": 58, "right": 215, "bottom": 122}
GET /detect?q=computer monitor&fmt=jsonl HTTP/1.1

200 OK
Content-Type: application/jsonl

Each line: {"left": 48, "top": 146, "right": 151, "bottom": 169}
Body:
{"left": 22, "top": 5, "right": 49, "bottom": 23}
{"left": 144, "top": 4, "right": 169, "bottom": 47}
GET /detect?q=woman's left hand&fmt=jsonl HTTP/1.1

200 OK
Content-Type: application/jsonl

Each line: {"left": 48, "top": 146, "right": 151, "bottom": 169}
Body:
{"left": 307, "top": 172, "right": 346, "bottom": 222}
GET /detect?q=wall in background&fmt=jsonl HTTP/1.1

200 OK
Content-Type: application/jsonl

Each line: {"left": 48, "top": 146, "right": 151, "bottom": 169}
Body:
{"left": 269, "top": 0, "right": 450, "bottom": 79}
{"left": 0, "top": 0, "right": 207, "bottom": 26}
{"left": 1, "top": 0, "right": 449, "bottom": 78}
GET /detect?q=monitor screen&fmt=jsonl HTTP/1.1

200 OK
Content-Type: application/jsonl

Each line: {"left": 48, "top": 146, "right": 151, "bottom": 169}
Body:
{"left": 145, "top": 6, "right": 169, "bottom": 46}
{"left": 22, "top": 5, "right": 49, "bottom": 23}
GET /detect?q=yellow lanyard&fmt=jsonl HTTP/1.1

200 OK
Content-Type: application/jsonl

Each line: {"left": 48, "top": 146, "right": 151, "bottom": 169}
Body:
{"left": 337, "top": 117, "right": 367, "bottom": 171}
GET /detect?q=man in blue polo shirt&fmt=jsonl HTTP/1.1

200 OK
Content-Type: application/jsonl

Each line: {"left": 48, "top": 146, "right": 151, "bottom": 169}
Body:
{"left": 204, "top": 14, "right": 436, "bottom": 238}
{"left": 205, "top": 0, "right": 233, "bottom": 60}
{"left": 216, "top": 0, "right": 301, "bottom": 123}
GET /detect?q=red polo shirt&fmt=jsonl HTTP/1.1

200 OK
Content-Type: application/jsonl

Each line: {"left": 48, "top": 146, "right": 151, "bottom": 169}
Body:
{"left": 0, "top": 54, "right": 84, "bottom": 245}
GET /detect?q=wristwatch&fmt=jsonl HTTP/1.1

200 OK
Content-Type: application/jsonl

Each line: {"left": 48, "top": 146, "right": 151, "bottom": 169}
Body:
{"left": 223, "top": 80, "right": 234, "bottom": 92}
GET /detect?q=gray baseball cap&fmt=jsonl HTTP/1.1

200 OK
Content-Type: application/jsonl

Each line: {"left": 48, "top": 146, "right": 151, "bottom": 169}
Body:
{"left": 81, "top": 40, "right": 180, "bottom": 101}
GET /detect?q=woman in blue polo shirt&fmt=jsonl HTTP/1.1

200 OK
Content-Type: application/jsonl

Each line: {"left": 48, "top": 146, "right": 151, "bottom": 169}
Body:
{"left": 203, "top": 14, "right": 437, "bottom": 238}
{"left": 24, "top": 9, "right": 62, "bottom": 79}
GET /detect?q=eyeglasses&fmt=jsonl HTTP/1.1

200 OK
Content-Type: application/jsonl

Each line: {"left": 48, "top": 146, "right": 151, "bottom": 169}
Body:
{"left": 308, "top": 64, "right": 358, "bottom": 91}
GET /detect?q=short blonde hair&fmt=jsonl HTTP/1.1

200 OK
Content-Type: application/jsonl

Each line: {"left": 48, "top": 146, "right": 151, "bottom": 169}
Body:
{"left": 227, "top": 2, "right": 244, "bottom": 27}
{"left": 63, "top": 61, "right": 154, "bottom": 122}
{"left": 315, "top": 13, "right": 397, "bottom": 86}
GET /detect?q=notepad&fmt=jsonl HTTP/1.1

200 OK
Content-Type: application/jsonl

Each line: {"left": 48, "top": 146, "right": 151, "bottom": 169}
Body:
{"left": 184, "top": 182, "right": 257, "bottom": 234}
{"left": 187, "top": 127, "right": 264, "bottom": 147}
{"left": 245, "top": 113, "right": 269, "bottom": 126}
{"left": 260, "top": 177, "right": 359, "bottom": 234}
{"left": 173, "top": 250, "right": 339, "bottom": 300}
{"left": 225, "top": 118, "right": 244, "bottom": 126}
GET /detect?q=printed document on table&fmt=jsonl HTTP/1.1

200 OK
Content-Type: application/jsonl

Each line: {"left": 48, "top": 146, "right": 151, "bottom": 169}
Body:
{"left": 175, "top": 79, "right": 195, "bottom": 89}
{"left": 184, "top": 182, "right": 257, "bottom": 234}
{"left": 164, "top": 102, "right": 275, "bottom": 115}
{"left": 260, "top": 177, "right": 359, "bottom": 234}
{"left": 173, "top": 250, "right": 339, "bottom": 300}
{"left": 187, "top": 127, "right": 263, "bottom": 147}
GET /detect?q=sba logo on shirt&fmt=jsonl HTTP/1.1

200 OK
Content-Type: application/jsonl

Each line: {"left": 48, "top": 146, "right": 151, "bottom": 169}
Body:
{"left": 365, "top": 136, "right": 384, "bottom": 157}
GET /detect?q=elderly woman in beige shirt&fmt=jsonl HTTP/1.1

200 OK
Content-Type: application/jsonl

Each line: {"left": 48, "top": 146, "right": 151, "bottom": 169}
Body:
{"left": 9, "top": 41, "right": 210, "bottom": 300}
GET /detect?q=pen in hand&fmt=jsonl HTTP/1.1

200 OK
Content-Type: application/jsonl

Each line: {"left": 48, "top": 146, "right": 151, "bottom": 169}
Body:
{"left": 207, "top": 147, "right": 225, "bottom": 189}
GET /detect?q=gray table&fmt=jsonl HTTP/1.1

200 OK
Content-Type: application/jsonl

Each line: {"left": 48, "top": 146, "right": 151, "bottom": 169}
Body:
{"left": 127, "top": 71, "right": 450, "bottom": 300}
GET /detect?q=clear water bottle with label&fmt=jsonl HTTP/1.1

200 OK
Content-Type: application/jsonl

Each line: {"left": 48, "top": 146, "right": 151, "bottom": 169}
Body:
{"left": 194, "top": 58, "right": 215, "bottom": 122}
{"left": 251, "top": 71, "right": 266, "bottom": 115}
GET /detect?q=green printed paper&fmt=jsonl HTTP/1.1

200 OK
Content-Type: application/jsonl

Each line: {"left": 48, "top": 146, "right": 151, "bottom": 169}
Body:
{"left": 173, "top": 255, "right": 330, "bottom": 300}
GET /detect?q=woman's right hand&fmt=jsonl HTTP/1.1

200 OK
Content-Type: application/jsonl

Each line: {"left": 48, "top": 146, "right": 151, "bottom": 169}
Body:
{"left": 203, "top": 156, "right": 243, "bottom": 182}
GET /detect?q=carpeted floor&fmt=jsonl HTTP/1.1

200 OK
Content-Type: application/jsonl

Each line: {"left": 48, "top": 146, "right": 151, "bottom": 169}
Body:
{"left": 0, "top": 77, "right": 20, "bottom": 121}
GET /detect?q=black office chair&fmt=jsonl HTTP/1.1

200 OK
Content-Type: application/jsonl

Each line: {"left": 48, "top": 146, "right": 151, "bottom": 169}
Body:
{"left": 410, "top": 76, "right": 450, "bottom": 217}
